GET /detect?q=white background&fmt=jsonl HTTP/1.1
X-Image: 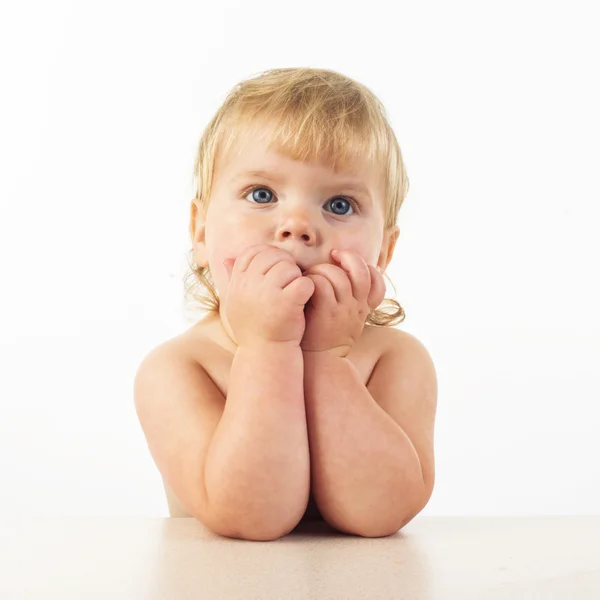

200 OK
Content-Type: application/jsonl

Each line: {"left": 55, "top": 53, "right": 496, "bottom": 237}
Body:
{"left": 1, "top": 0, "right": 598, "bottom": 517}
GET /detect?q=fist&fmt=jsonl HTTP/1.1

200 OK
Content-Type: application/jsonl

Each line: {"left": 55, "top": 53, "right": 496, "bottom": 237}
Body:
{"left": 300, "top": 249, "right": 386, "bottom": 357}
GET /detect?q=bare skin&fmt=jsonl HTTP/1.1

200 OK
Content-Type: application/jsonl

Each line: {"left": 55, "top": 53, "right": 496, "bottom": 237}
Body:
{"left": 162, "top": 310, "right": 394, "bottom": 526}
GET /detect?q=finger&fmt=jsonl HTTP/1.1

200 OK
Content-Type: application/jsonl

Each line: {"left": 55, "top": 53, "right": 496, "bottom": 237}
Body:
{"left": 331, "top": 249, "right": 371, "bottom": 302}
{"left": 284, "top": 274, "right": 315, "bottom": 306}
{"left": 223, "top": 244, "right": 265, "bottom": 278}
{"left": 303, "top": 264, "right": 351, "bottom": 303}
{"left": 268, "top": 259, "right": 305, "bottom": 289}
{"left": 304, "top": 273, "right": 336, "bottom": 308}
{"left": 366, "top": 264, "right": 386, "bottom": 310}
{"left": 251, "top": 245, "right": 297, "bottom": 275}
{"left": 223, "top": 244, "right": 294, "bottom": 280}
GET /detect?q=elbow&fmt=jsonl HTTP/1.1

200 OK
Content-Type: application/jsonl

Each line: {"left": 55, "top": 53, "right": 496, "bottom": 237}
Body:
{"left": 207, "top": 519, "right": 297, "bottom": 542}
{"left": 190, "top": 481, "right": 310, "bottom": 542}
{"left": 325, "top": 489, "right": 432, "bottom": 539}
{"left": 195, "top": 503, "right": 300, "bottom": 542}
{"left": 334, "top": 510, "right": 417, "bottom": 539}
{"left": 335, "top": 517, "right": 404, "bottom": 539}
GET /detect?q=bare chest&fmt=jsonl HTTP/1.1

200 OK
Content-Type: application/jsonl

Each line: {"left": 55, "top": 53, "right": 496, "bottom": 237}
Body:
{"left": 196, "top": 330, "right": 382, "bottom": 400}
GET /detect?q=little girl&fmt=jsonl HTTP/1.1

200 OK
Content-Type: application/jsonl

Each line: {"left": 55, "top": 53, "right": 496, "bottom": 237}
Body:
{"left": 134, "top": 67, "right": 437, "bottom": 541}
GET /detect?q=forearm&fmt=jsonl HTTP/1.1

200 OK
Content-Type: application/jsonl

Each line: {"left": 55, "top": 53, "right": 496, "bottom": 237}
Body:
{"left": 303, "top": 351, "right": 426, "bottom": 537}
{"left": 204, "top": 343, "right": 310, "bottom": 540}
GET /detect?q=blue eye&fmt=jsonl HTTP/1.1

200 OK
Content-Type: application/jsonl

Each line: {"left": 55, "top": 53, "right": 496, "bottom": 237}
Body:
{"left": 247, "top": 187, "right": 273, "bottom": 204}
{"left": 243, "top": 186, "right": 357, "bottom": 215}
{"left": 327, "top": 197, "right": 353, "bottom": 215}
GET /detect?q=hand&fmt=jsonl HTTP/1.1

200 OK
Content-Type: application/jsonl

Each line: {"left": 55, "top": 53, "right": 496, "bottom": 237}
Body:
{"left": 222, "top": 244, "right": 316, "bottom": 349}
{"left": 300, "top": 249, "right": 386, "bottom": 358}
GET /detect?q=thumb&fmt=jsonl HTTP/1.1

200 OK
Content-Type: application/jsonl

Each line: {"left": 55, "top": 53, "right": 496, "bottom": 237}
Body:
{"left": 367, "top": 264, "right": 386, "bottom": 310}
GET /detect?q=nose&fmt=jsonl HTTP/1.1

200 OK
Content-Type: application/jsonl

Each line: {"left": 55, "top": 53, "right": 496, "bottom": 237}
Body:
{"left": 275, "top": 210, "right": 316, "bottom": 246}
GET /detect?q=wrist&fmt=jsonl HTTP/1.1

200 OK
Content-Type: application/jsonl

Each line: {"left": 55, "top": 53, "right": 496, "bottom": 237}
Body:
{"left": 237, "top": 340, "right": 303, "bottom": 354}
{"left": 302, "top": 346, "right": 351, "bottom": 360}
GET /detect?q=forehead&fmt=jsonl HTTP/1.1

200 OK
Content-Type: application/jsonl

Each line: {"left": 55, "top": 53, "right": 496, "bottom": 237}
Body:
{"left": 216, "top": 127, "right": 376, "bottom": 187}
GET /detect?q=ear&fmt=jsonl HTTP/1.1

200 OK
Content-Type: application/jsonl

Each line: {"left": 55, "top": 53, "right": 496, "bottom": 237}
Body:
{"left": 190, "top": 198, "right": 209, "bottom": 269}
{"left": 377, "top": 225, "right": 400, "bottom": 273}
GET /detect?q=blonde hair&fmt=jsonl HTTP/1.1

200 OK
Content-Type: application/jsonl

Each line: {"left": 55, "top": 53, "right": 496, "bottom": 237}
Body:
{"left": 184, "top": 67, "right": 409, "bottom": 327}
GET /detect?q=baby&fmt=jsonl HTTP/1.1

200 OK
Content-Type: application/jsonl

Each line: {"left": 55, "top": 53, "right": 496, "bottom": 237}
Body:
{"left": 134, "top": 67, "right": 438, "bottom": 541}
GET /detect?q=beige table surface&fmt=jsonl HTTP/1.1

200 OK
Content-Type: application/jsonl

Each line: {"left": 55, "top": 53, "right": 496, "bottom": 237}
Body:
{"left": 1, "top": 516, "right": 599, "bottom": 599}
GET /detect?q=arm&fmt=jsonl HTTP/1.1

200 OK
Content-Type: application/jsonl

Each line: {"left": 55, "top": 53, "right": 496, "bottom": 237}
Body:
{"left": 303, "top": 339, "right": 436, "bottom": 538}
{"left": 205, "top": 343, "right": 310, "bottom": 540}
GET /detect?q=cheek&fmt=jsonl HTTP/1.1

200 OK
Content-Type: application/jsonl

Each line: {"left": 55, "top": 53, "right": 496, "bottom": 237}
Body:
{"left": 205, "top": 225, "right": 258, "bottom": 291}
{"left": 209, "top": 213, "right": 269, "bottom": 260}
{"left": 204, "top": 230, "right": 230, "bottom": 290}
{"left": 206, "top": 216, "right": 239, "bottom": 260}
{"left": 357, "top": 232, "right": 384, "bottom": 267}
{"left": 341, "top": 241, "right": 376, "bottom": 267}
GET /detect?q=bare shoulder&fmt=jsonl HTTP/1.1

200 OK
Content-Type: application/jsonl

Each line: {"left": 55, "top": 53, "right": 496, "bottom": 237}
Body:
{"left": 135, "top": 331, "right": 193, "bottom": 367}
{"left": 368, "top": 326, "right": 437, "bottom": 403}
{"left": 133, "top": 329, "right": 221, "bottom": 423}
{"left": 137, "top": 322, "right": 211, "bottom": 371}
{"left": 364, "top": 325, "right": 434, "bottom": 364}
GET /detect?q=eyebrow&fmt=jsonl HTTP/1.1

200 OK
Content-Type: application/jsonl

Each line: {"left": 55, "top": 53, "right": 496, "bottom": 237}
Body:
{"left": 230, "top": 169, "right": 373, "bottom": 201}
